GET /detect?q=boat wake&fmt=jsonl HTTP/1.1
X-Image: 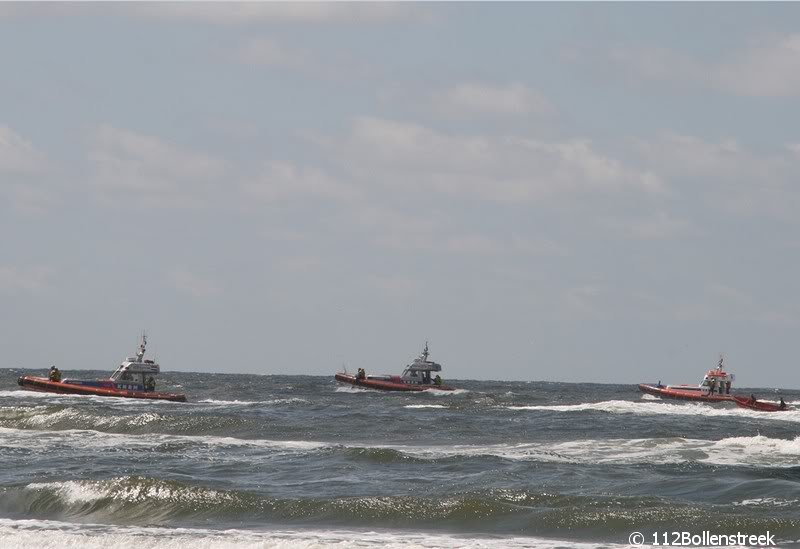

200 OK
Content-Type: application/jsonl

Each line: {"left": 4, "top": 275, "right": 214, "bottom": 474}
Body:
{"left": 506, "top": 399, "right": 800, "bottom": 422}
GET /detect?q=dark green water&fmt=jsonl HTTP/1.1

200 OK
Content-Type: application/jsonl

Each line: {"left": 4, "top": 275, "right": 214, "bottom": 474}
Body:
{"left": 1, "top": 368, "right": 799, "bottom": 548}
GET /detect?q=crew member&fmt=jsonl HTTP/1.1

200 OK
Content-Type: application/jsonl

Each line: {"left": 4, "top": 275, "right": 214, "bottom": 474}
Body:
{"left": 357, "top": 368, "right": 366, "bottom": 380}
{"left": 145, "top": 376, "right": 156, "bottom": 392}
{"left": 434, "top": 375, "right": 442, "bottom": 386}
{"left": 779, "top": 397, "right": 787, "bottom": 410}
{"left": 49, "top": 367, "right": 62, "bottom": 382}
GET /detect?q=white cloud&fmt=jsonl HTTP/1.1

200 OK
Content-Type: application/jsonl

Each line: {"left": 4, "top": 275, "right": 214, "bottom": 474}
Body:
{"left": 350, "top": 204, "right": 567, "bottom": 258}
{"left": 606, "top": 211, "right": 693, "bottom": 240}
{"left": 166, "top": 269, "right": 220, "bottom": 298}
{"left": 633, "top": 133, "right": 800, "bottom": 220}
{"left": 0, "top": 125, "right": 45, "bottom": 174}
{"left": 242, "top": 160, "right": 361, "bottom": 203}
{"left": 130, "top": 3, "right": 428, "bottom": 25}
{"left": 0, "top": 265, "right": 52, "bottom": 294}
{"left": 606, "top": 34, "right": 800, "bottom": 97}
{"left": 634, "top": 134, "right": 749, "bottom": 180}
{"left": 234, "top": 38, "right": 308, "bottom": 69}
{"left": 0, "top": 126, "right": 55, "bottom": 214}
{"left": 436, "top": 82, "right": 554, "bottom": 117}
{"left": 608, "top": 46, "right": 705, "bottom": 87}
{"left": 564, "top": 284, "right": 607, "bottom": 318}
{"left": 713, "top": 34, "right": 800, "bottom": 97}
{"left": 367, "top": 273, "right": 420, "bottom": 300}
{"left": 88, "top": 125, "right": 225, "bottom": 207}
{"left": 2, "top": 184, "right": 56, "bottom": 215}
{"left": 332, "top": 116, "right": 662, "bottom": 202}
{"left": 708, "top": 283, "right": 754, "bottom": 308}
{"left": 278, "top": 255, "right": 323, "bottom": 274}
{"left": 444, "top": 234, "right": 569, "bottom": 256}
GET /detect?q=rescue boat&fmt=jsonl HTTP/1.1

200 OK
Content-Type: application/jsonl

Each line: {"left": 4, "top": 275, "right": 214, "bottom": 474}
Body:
{"left": 17, "top": 334, "right": 187, "bottom": 402}
{"left": 638, "top": 357, "right": 735, "bottom": 403}
{"left": 732, "top": 396, "right": 789, "bottom": 412}
{"left": 335, "top": 343, "right": 455, "bottom": 392}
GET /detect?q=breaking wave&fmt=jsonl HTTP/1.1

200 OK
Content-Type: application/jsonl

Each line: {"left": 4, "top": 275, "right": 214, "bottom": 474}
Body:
{"left": 1, "top": 478, "right": 796, "bottom": 537}
{"left": 0, "top": 518, "right": 624, "bottom": 549}
{"left": 0, "top": 405, "right": 263, "bottom": 436}
{"left": 2, "top": 426, "right": 799, "bottom": 467}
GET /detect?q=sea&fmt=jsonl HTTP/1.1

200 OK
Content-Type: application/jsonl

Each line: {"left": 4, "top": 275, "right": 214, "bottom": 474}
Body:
{"left": 1, "top": 368, "right": 799, "bottom": 548}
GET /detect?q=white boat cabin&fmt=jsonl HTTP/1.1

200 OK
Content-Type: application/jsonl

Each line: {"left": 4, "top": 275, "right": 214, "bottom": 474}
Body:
{"left": 109, "top": 334, "right": 160, "bottom": 391}
{"left": 666, "top": 357, "right": 734, "bottom": 394}
{"left": 700, "top": 358, "right": 734, "bottom": 394}
{"left": 400, "top": 342, "right": 443, "bottom": 385}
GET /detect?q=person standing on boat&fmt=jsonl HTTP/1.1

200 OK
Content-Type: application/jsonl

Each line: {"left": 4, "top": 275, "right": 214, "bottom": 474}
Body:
{"left": 48, "top": 366, "right": 62, "bottom": 382}
{"left": 145, "top": 376, "right": 156, "bottom": 392}
{"left": 708, "top": 378, "right": 717, "bottom": 396}
{"left": 779, "top": 397, "right": 787, "bottom": 410}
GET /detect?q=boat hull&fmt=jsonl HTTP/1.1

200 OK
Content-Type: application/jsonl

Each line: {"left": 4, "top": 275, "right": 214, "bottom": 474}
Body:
{"left": 335, "top": 373, "right": 454, "bottom": 392}
{"left": 638, "top": 383, "right": 733, "bottom": 403}
{"left": 732, "top": 396, "right": 787, "bottom": 412}
{"left": 17, "top": 376, "right": 187, "bottom": 402}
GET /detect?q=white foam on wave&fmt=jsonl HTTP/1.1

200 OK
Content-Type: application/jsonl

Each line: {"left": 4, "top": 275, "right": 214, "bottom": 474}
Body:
{"left": 0, "top": 404, "right": 170, "bottom": 430}
{"left": 0, "top": 426, "right": 330, "bottom": 455}
{"left": 334, "top": 385, "right": 366, "bottom": 393}
{"left": 196, "top": 397, "right": 308, "bottom": 406}
{"left": 506, "top": 399, "right": 800, "bottom": 423}
{"left": 430, "top": 388, "right": 469, "bottom": 396}
{"left": 0, "top": 390, "right": 56, "bottom": 399}
{"left": 26, "top": 479, "right": 237, "bottom": 507}
{"left": 403, "top": 404, "right": 447, "bottom": 409}
{"left": 0, "top": 518, "right": 625, "bottom": 549}
{"left": 733, "top": 496, "right": 800, "bottom": 508}
{"left": 5, "top": 425, "right": 798, "bottom": 468}
{"left": 196, "top": 399, "right": 257, "bottom": 405}
{"left": 389, "top": 435, "right": 800, "bottom": 467}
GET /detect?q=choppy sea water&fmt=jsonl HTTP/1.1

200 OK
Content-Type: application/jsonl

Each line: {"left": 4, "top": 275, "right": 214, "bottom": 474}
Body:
{"left": 1, "top": 369, "right": 799, "bottom": 548}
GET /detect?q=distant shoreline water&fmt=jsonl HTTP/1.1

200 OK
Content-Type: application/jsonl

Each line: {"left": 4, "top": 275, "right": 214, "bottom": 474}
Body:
{"left": 5, "top": 367, "right": 798, "bottom": 393}
{"left": 2, "top": 369, "right": 799, "bottom": 548}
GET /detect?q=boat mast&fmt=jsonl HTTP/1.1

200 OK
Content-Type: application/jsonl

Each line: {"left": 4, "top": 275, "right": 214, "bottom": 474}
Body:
{"left": 137, "top": 332, "right": 147, "bottom": 363}
{"left": 422, "top": 341, "right": 429, "bottom": 362}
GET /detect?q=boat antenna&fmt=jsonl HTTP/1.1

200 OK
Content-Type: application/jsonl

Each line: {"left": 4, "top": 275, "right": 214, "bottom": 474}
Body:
{"left": 423, "top": 341, "right": 429, "bottom": 362}
{"left": 718, "top": 353, "right": 724, "bottom": 370}
{"left": 137, "top": 331, "right": 147, "bottom": 362}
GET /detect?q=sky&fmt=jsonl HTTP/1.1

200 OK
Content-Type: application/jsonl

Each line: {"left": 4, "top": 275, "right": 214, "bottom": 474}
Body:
{"left": 3, "top": 3, "right": 800, "bottom": 386}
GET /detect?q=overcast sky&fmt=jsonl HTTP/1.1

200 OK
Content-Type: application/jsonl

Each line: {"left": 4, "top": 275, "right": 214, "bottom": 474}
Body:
{"left": 3, "top": 3, "right": 800, "bottom": 386}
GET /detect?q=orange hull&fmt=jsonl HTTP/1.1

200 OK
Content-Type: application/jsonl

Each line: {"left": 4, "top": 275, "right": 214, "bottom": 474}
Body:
{"left": 18, "top": 376, "right": 187, "bottom": 402}
{"left": 638, "top": 383, "right": 733, "bottom": 403}
{"left": 732, "top": 396, "right": 787, "bottom": 412}
{"left": 335, "top": 373, "right": 454, "bottom": 392}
